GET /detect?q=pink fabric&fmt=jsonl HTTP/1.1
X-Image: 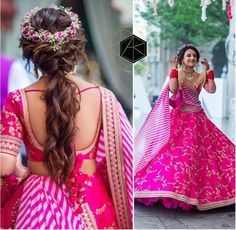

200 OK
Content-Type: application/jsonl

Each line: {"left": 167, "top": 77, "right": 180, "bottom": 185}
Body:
{"left": 134, "top": 78, "right": 235, "bottom": 211}
{"left": 134, "top": 84, "right": 170, "bottom": 174}
{"left": 1, "top": 176, "right": 27, "bottom": 228}
{"left": 95, "top": 103, "right": 133, "bottom": 219}
{"left": 1, "top": 175, "right": 18, "bottom": 208}
{"left": 180, "top": 83, "right": 202, "bottom": 108}
{"left": 0, "top": 91, "right": 24, "bottom": 158}
{"left": 24, "top": 86, "right": 100, "bottom": 95}
{"left": 118, "top": 102, "right": 133, "bottom": 216}
{"left": 1, "top": 88, "right": 132, "bottom": 228}
{"left": 65, "top": 151, "right": 118, "bottom": 229}
{"left": 169, "top": 89, "right": 183, "bottom": 108}
{"left": 1, "top": 87, "right": 100, "bottom": 162}
{"left": 15, "top": 174, "right": 85, "bottom": 229}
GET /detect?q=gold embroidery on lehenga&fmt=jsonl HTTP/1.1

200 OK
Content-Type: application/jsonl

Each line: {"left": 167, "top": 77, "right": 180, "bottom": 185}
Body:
{"left": 101, "top": 87, "right": 131, "bottom": 229}
{"left": 104, "top": 221, "right": 117, "bottom": 229}
{"left": 135, "top": 107, "right": 235, "bottom": 211}
{"left": 84, "top": 180, "right": 92, "bottom": 187}
{"left": 79, "top": 187, "right": 85, "bottom": 192}
{"left": 95, "top": 202, "right": 107, "bottom": 215}
{"left": 11, "top": 197, "right": 21, "bottom": 227}
{"left": 134, "top": 191, "right": 235, "bottom": 210}
{"left": 81, "top": 202, "right": 98, "bottom": 229}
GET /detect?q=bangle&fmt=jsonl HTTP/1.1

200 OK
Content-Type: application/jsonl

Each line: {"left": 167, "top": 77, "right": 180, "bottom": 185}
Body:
{"left": 206, "top": 70, "right": 214, "bottom": 80}
{"left": 169, "top": 68, "right": 178, "bottom": 79}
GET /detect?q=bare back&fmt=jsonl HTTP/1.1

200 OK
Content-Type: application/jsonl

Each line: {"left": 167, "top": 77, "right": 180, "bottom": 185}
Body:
{"left": 24, "top": 76, "right": 101, "bottom": 175}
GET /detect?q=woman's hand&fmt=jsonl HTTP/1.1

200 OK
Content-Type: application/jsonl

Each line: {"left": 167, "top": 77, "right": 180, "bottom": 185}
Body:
{"left": 171, "top": 57, "right": 179, "bottom": 69}
{"left": 14, "top": 163, "right": 29, "bottom": 179}
{"left": 201, "top": 58, "right": 210, "bottom": 71}
{"left": 14, "top": 154, "right": 29, "bottom": 179}
{"left": 202, "top": 59, "right": 215, "bottom": 93}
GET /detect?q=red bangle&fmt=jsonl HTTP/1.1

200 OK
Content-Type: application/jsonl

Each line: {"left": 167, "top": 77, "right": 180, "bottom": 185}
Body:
{"left": 169, "top": 68, "right": 178, "bottom": 79}
{"left": 206, "top": 70, "right": 214, "bottom": 80}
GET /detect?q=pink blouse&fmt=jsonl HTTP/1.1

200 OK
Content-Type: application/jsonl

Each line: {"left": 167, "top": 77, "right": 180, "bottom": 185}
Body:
{"left": 0, "top": 86, "right": 100, "bottom": 162}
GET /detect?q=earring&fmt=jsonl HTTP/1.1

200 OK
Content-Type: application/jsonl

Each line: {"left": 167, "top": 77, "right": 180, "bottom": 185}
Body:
{"left": 73, "top": 65, "right": 77, "bottom": 74}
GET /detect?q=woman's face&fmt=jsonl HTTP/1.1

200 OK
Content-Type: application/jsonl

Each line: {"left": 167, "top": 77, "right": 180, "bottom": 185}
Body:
{"left": 182, "top": 49, "right": 197, "bottom": 68}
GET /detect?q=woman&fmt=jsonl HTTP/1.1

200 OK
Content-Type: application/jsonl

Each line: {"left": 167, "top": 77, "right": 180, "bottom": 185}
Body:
{"left": 134, "top": 44, "right": 235, "bottom": 211}
{"left": 0, "top": 5, "right": 133, "bottom": 229}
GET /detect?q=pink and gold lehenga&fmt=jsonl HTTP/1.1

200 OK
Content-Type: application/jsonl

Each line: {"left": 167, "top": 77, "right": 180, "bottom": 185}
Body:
{"left": 0, "top": 86, "right": 133, "bottom": 229}
{"left": 134, "top": 70, "right": 235, "bottom": 211}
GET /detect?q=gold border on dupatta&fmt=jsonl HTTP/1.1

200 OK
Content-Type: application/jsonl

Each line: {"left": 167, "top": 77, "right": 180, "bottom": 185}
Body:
{"left": 81, "top": 202, "right": 98, "bottom": 229}
{"left": 134, "top": 191, "right": 235, "bottom": 210}
{"left": 100, "top": 87, "right": 132, "bottom": 229}
{"left": 19, "top": 89, "right": 44, "bottom": 151}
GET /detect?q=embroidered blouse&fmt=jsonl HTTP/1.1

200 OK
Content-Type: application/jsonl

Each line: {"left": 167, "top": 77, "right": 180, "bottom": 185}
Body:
{"left": 0, "top": 87, "right": 101, "bottom": 162}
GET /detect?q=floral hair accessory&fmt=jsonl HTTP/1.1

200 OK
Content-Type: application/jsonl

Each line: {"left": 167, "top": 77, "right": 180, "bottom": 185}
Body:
{"left": 21, "top": 5, "right": 81, "bottom": 51}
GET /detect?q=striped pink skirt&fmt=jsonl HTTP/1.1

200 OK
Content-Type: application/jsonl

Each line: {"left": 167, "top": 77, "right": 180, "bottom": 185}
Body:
{"left": 1, "top": 171, "right": 118, "bottom": 229}
{"left": 15, "top": 174, "right": 84, "bottom": 229}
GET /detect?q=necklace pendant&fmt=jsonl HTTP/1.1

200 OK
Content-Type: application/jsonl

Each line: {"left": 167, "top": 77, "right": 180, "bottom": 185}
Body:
{"left": 184, "top": 71, "right": 195, "bottom": 81}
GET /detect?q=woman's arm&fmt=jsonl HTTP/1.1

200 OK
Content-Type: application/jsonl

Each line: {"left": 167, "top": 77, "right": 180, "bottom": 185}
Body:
{"left": 203, "top": 78, "right": 216, "bottom": 94}
{"left": 203, "top": 69, "right": 216, "bottom": 93}
{"left": 201, "top": 59, "right": 216, "bottom": 94}
{"left": 0, "top": 91, "right": 25, "bottom": 177}
{"left": 14, "top": 154, "right": 28, "bottom": 178}
{"left": 169, "top": 78, "right": 179, "bottom": 93}
{"left": 1, "top": 153, "right": 28, "bottom": 177}
{"left": 0, "top": 154, "right": 17, "bottom": 176}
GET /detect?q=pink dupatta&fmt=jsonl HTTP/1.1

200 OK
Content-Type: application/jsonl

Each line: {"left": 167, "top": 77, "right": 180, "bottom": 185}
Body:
{"left": 134, "top": 84, "right": 171, "bottom": 175}
{"left": 95, "top": 87, "right": 133, "bottom": 229}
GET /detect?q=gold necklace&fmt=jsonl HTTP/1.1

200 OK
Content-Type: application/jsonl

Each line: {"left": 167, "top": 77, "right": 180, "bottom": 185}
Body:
{"left": 184, "top": 70, "right": 195, "bottom": 81}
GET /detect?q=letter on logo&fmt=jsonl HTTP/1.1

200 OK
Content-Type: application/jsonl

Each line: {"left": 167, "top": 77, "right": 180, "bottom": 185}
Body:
{"left": 120, "top": 35, "right": 147, "bottom": 63}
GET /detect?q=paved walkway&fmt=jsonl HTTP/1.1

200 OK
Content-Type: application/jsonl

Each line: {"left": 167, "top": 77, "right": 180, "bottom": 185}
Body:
{"left": 134, "top": 202, "right": 235, "bottom": 229}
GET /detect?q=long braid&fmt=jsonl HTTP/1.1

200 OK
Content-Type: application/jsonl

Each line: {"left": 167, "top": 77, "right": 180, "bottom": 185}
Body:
{"left": 19, "top": 7, "right": 87, "bottom": 184}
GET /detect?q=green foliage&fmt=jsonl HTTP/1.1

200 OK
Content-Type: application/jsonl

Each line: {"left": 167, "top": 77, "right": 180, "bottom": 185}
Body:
{"left": 137, "top": 0, "right": 229, "bottom": 47}
{"left": 134, "top": 60, "right": 147, "bottom": 76}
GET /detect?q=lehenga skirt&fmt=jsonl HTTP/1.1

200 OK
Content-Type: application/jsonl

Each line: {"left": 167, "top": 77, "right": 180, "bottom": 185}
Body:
{"left": 134, "top": 108, "right": 235, "bottom": 211}
{"left": 1, "top": 171, "right": 118, "bottom": 229}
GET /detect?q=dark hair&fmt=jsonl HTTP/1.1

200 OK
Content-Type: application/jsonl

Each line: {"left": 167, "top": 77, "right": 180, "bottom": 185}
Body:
{"left": 19, "top": 7, "right": 87, "bottom": 184}
{"left": 176, "top": 44, "right": 200, "bottom": 64}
